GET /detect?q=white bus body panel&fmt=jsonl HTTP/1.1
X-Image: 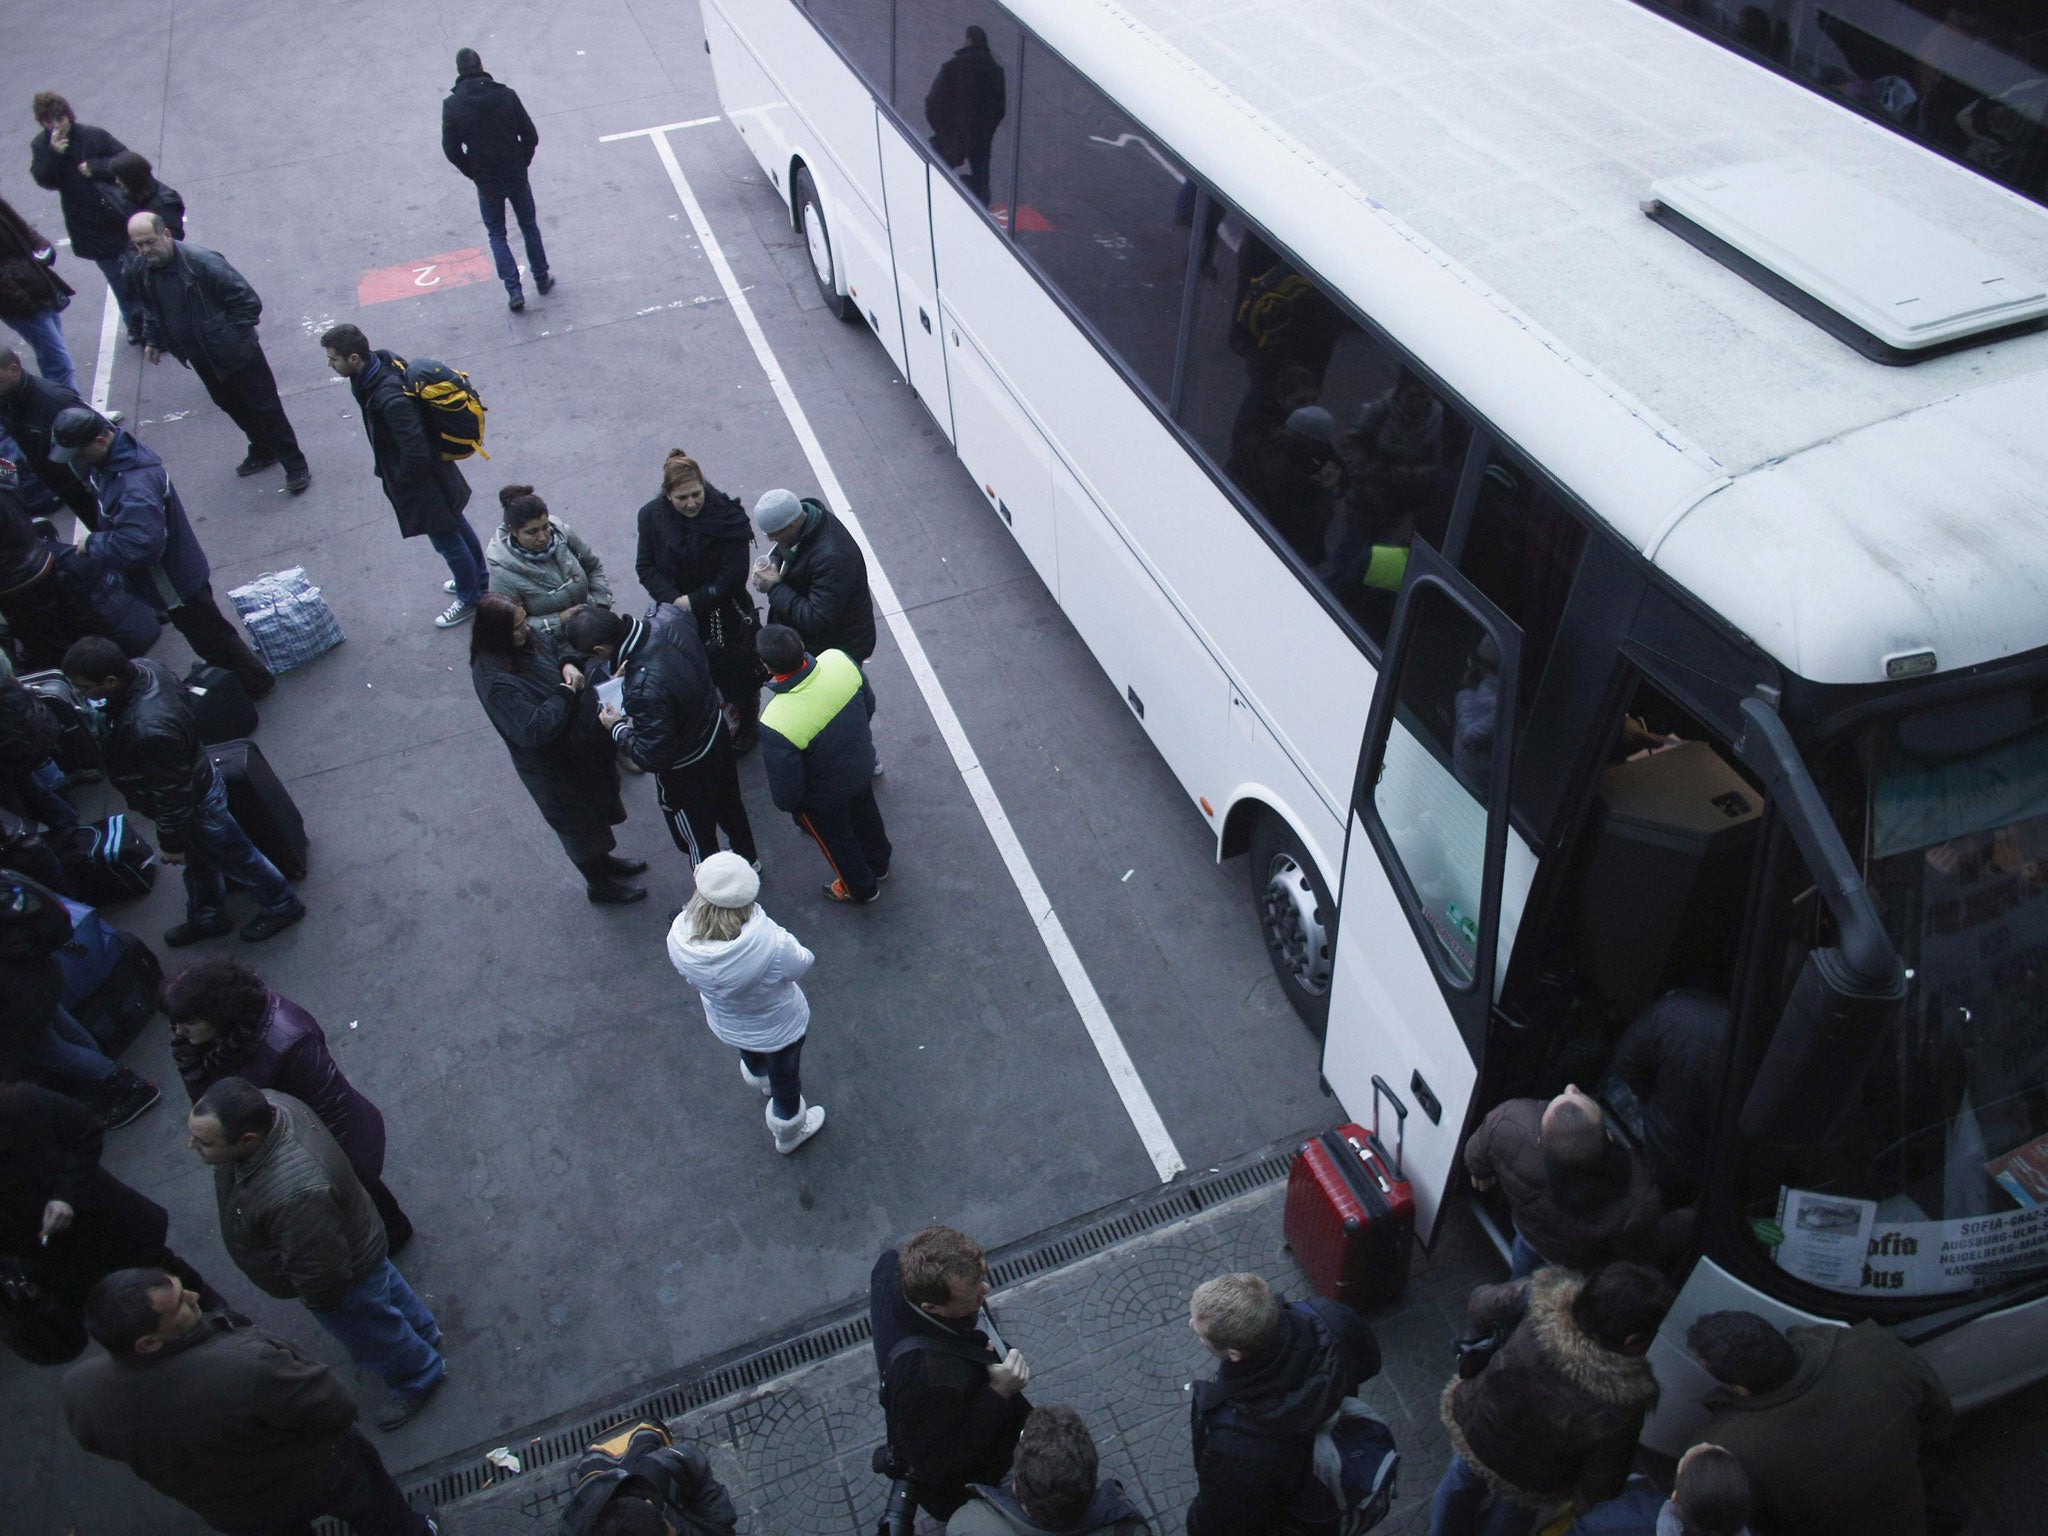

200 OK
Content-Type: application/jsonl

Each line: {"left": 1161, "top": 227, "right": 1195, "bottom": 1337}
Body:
{"left": 1642, "top": 1257, "right": 2048, "bottom": 1453}
{"left": 877, "top": 120, "right": 955, "bottom": 441}
{"left": 944, "top": 309, "right": 1058, "bottom": 593}
{"left": 703, "top": 1, "right": 906, "bottom": 373}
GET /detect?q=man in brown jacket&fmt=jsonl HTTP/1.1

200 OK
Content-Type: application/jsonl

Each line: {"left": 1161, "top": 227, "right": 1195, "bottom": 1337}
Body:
{"left": 1689, "top": 1310, "right": 1952, "bottom": 1536}
{"left": 62, "top": 1266, "right": 434, "bottom": 1533}
{"left": 1465, "top": 1086, "right": 1664, "bottom": 1277}
{"left": 189, "top": 1077, "right": 446, "bottom": 1429}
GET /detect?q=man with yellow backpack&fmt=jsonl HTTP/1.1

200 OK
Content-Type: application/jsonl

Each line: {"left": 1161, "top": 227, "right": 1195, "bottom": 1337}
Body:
{"left": 559, "top": 1420, "right": 737, "bottom": 1536}
{"left": 318, "top": 323, "right": 489, "bottom": 629}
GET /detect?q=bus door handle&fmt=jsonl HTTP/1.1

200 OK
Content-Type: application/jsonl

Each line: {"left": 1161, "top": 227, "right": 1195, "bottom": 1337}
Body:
{"left": 919, "top": 307, "right": 932, "bottom": 333}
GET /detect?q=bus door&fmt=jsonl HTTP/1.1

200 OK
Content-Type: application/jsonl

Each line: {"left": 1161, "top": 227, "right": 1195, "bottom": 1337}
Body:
{"left": 876, "top": 116, "right": 955, "bottom": 442}
{"left": 1322, "top": 544, "right": 1522, "bottom": 1243}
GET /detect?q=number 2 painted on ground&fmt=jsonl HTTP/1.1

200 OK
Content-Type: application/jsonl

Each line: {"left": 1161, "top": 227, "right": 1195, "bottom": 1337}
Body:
{"left": 413, "top": 264, "right": 440, "bottom": 287}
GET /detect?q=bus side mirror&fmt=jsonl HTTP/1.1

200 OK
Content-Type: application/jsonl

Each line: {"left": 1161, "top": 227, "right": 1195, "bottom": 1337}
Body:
{"left": 1730, "top": 697, "right": 1908, "bottom": 1149}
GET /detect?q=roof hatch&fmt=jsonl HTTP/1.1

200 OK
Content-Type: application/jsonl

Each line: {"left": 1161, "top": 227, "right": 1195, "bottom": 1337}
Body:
{"left": 1645, "top": 158, "right": 2048, "bottom": 364}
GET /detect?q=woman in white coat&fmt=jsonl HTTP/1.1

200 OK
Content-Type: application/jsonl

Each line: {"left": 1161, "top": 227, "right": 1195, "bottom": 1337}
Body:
{"left": 664, "top": 851, "right": 825, "bottom": 1153}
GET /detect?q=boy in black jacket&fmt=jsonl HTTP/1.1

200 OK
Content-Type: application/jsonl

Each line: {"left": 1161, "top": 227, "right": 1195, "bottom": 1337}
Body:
{"left": 871, "top": 1225, "right": 1033, "bottom": 1520}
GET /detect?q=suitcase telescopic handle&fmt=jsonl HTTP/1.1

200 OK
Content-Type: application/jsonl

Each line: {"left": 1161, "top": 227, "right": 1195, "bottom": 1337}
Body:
{"left": 1371, "top": 1075, "right": 1407, "bottom": 1178}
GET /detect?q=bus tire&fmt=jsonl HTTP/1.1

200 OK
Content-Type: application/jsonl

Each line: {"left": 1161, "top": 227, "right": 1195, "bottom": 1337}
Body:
{"left": 794, "top": 167, "right": 854, "bottom": 322}
{"left": 1250, "top": 813, "right": 1334, "bottom": 1036}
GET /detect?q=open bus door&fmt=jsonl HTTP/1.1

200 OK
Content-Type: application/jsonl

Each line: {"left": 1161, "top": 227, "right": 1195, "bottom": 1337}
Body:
{"left": 1322, "top": 545, "right": 1522, "bottom": 1244}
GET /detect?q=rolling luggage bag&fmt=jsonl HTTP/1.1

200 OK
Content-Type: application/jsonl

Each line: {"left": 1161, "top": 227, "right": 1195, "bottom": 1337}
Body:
{"left": 16, "top": 670, "right": 101, "bottom": 780}
{"left": 53, "top": 895, "right": 163, "bottom": 1056}
{"left": 1284, "top": 1076, "right": 1415, "bottom": 1311}
{"left": 183, "top": 663, "right": 259, "bottom": 744}
{"left": 206, "top": 738, "right": 307, "bottom": 879}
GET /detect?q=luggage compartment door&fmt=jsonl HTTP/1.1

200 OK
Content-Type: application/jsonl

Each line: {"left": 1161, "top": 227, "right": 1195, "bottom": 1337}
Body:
{"left": 877, "top": 116, "right": 954, "bottom": 442}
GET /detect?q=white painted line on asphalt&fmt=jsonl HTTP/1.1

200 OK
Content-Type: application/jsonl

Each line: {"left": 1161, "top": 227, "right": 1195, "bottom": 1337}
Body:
{"left": 624, "top": 124, "right": 1187, "bottom": 1184}
{"left": 598, "top": 116, "right": 721, "bottom": 142}
{"left": 90, "top": 277, "right": 121, "bottom": 414}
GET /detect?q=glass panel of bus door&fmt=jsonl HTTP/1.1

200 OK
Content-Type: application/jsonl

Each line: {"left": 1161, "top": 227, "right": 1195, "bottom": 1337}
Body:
{"left": 876, "top": 115, "right": 956, "bottom": 442}
{"left": 1322, "top": 544, "right": 1521, "bottom": 1243}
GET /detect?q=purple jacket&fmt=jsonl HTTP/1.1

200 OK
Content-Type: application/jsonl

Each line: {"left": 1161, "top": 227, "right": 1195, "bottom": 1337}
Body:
{"left": 177, "top": 994, "right": 386, "bottom": 1178}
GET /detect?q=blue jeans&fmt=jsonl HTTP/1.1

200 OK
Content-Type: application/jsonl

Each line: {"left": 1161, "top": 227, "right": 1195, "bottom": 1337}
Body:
{"left": 427, "top": 514, "right": 487, "bottom": 605}
{"left": 183, "top": 770, "right": 298, "bottom": 923}
{"left": 476, "top": 171, "right": 549, "bottom": 296}
{"left": 1508, "top": 1231, "right": 1547, "bottom": 1281}
{"left": 1430, "top": 1454, "right": 1538, "bottom": 1536}
{"left": 741, "top": 1038, "right": 805, "bottom": 1118}
{"left": 4, "top": 307, "right": 76, "bottom": 394}
{"left": 92, "top": 255, "right": 142, "bottom": 337}
{"left": 310, "top": 1259, "right": 444, "bottom": 1396}
{"left": 4, "top": 1005, "right": 120, "bottom": 1092}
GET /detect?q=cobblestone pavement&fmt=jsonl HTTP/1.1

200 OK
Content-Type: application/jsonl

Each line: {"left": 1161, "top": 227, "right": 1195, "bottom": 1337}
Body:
{"left": 428, "top": 1176, "right": 1500, "bottom": 1535}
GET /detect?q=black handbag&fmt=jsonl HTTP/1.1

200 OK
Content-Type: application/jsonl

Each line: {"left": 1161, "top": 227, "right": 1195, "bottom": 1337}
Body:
{"left": 0, "top": 1256, "right": 89, "bottom": 1365}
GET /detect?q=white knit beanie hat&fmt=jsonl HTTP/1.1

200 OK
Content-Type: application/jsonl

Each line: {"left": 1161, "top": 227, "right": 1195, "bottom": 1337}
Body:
{"left": 693, "top": 850, "right": 760, "bottom": 908}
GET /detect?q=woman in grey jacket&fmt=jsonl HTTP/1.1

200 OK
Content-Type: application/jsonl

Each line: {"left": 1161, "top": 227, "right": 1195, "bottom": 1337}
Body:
{"left": 664, "top": 851, "right": 824, "bottom": 1154}
{"left": 483, "top": 484, "right": 612, "bottom": 636}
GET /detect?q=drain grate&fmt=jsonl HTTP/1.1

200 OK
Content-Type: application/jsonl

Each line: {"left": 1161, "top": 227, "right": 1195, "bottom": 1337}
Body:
{"left": 399, "top": 1138, "right": 1300, "bottom": 1513}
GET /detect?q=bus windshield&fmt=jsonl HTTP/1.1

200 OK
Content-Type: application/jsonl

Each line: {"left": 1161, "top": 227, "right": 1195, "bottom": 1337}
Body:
{"left": 1743, "top": 687, "right": 2048, "bottom": 1302}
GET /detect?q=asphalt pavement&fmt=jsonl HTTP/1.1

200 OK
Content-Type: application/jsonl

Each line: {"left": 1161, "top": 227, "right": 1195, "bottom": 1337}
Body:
{"left": 2, "top": 3, "right": 1330, "bottom": 1530}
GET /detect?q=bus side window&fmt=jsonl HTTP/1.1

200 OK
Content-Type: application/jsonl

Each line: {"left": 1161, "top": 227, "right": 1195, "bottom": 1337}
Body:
{"left": 807, "top": 0, "right": 895, "bottom": 93}
{"left": 893, "top": 0, "right": 1023, "bottom": 215}
{"left": 1013, "top": 36, "right": 1192, "bottom": 402}
{"left": 1453, "top": 455, "right": 1587, "bottom": 700}
{"left": 1173, "top": 200, "right": 1472, "bottom": 647}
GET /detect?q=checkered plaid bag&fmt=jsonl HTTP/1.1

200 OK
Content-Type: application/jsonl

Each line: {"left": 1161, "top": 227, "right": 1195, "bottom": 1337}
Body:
{"left": 227, "top": 568, "right": 345, "bottom": 673}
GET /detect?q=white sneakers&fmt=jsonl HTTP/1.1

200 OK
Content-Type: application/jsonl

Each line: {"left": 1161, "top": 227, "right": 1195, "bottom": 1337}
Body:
{"left": 766, "top": 1097, "right": 826, "bottom": 1154}
{"left": 435, "top": 599, "right": 476, "bottom": 628}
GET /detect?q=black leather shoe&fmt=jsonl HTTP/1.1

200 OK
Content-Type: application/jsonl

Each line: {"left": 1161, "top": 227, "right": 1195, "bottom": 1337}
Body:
{"left": 284, "top": 463, "right": 310, "bottom": 495}
{"left": 507, "top": 290, "right": 525, "bottom": 312}
{"left": 602, "top": 854, "right": 649, "bottom": 877}
{"left": 240, "top": 902, "right": 307, "bottom": 942}
{"left": 234, "top": 453, "right": 279, "bottom": 478}
{"left": 535, "top": 273, "right": 556, "bottom": 295}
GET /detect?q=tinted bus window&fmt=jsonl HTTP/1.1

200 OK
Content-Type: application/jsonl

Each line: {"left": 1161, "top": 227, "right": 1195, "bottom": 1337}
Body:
{"left": 1013, "top": 36, "right": 1192, "bottom": 401}
{"left": 808, "top": 0, "right": 895, "bottom": 92}
{"left": 1176, "top": 200, "right": 1472, "bottom": 646}
{"left": 1456, "top": 455, "right": 1587, "bottom": 697}
{"left": 895, "top": 1, "right": 1021, "bottom": 216}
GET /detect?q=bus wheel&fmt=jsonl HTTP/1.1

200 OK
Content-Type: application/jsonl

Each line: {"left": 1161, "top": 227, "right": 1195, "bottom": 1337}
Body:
{"left": 794, "top": 167, "right": 854, "bottom": 322}
{"left": 1250, "top": 814, "right": 1333, "bottom": 1036}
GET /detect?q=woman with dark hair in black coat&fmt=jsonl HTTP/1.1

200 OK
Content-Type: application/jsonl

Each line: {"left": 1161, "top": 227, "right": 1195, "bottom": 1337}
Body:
{"left": 0, "top": 1081, "right": 225, "bottom": 1334}
{"left": 634, "top": 449, "right": 762, "bottom": 753}
{"left": 162, "top": 957, "right": 413, "bottom": 1253}
{"left": 469, "top": 591, "right": 646, "bottom": 903}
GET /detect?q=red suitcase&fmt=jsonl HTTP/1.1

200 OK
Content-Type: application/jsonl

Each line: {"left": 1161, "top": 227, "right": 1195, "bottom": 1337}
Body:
{"left": 1284, "top": 1076, "right": 1415, "bottom": 1311}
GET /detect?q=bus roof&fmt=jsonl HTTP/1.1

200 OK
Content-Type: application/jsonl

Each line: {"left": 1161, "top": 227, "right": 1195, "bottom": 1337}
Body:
{"left": 1018, "top": 0, "right": 2048, "bottom": 685}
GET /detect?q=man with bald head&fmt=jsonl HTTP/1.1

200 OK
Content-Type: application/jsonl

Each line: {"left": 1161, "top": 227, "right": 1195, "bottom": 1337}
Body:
{"left": 1465, "top": 1084, "right": 1665, "bottom": 1277}
{"left": 126, "top": 211, "right": 309, "bottom": 493}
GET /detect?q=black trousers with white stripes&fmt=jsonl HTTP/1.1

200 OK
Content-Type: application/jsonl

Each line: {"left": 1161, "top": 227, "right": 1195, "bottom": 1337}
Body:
{"left": 654, "top": 726, "right": 757, "bottom": 867}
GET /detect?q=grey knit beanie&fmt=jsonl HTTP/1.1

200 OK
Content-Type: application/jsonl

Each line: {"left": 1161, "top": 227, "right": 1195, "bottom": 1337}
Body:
{"left": 752, "top": 488, "right": 805, "bottom": 538}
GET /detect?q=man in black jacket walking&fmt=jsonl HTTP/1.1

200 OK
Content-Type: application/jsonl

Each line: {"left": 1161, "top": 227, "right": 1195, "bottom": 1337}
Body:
{"left": 320, "top": 323, "right": 482, "bottom": 628}
{"left": 563, "top": 603, "right": 757, "bottom": 871}
{"left": 750, "top": 488, "right": 877, "bottom": 663}
{"left": 61, "top": 638, "right": 304, "bottom": 946}
{"left": 28, "top": 93, "right": 140, "bottom": 342}
{"left": 126, "top": 213, "right": 309, "bottom": 493}
{"left": 441, "top": 49, "right": 553, "bottom": 312}
{"left": 1186, "top": 1271, "right": 1380, "bottom": 1536}
{"left": 0, "top": 191, "right": 76, "bottom": 392}
{"left": 871, "top": 1225, "right": 1033, "bottom": 1522}
{"left": 63, "top": 1268, "right": 433, "bottom": 1533}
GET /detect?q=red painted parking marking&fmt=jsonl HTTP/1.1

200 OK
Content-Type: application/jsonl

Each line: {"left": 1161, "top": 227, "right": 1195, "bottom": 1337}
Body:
{"left": 991, "top": 204, "right": 1054, "bottom": 234}
{"left": 356, "top": 248, "right": 495, "bottom": 306}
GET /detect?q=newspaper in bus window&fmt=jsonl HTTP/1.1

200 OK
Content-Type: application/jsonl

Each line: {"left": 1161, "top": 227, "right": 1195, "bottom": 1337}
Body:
{"left": 1772, "top": 1188, "right": 1877, "bottom": 1290}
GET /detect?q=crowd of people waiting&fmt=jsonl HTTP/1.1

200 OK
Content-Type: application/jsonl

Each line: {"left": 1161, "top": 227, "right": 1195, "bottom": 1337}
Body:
{"left": 0, "top": 56, "right": 1977, "bottom": 1536}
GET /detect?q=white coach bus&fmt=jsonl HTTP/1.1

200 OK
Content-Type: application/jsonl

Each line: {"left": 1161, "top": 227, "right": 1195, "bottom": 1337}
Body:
{"left": 699, "top": 0, "right": 2048, "bottom": 1434}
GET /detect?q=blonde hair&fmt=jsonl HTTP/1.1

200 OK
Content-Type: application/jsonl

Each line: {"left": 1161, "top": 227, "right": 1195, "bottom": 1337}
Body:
{"left": 1190, "top": 1273, "right": 1280, "bottom": 1355}
{"left": 685, "top": 891, "right": 753, "bottom": 942}
{"left": 661, "top": 449, "right": 704, "bottom": 497}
